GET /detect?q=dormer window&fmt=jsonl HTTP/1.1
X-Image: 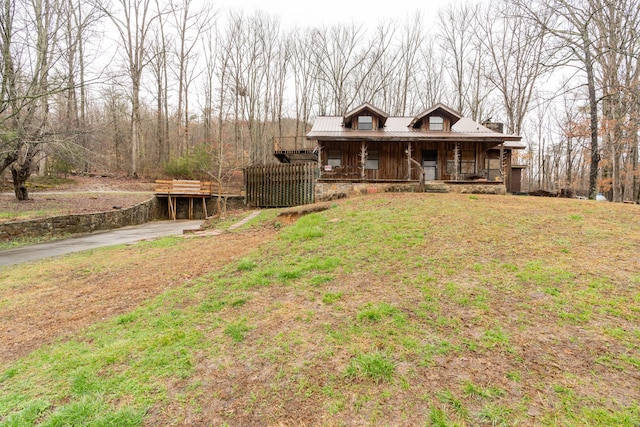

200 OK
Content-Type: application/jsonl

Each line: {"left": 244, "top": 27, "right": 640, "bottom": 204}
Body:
{"left": 429, "top": 116, "right": 444, "bottom": 131}
{"left": 358, "top": 116, "right": 373, "bottom": 130}
{"left": 343, "top": 103, "right": 388, "bottom": 129}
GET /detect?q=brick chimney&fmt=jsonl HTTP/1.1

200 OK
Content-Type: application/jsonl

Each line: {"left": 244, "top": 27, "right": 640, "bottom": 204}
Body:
{"left": 482, "top": 121, "right": 504, "bottom": 134}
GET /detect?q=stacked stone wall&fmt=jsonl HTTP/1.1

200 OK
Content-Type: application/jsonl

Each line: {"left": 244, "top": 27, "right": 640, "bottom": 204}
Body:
{"left": 0, "top": 197, "right": 162, "bottom": 242}
{"left": 315, "top": 181, "right": 505, "bottom": 201}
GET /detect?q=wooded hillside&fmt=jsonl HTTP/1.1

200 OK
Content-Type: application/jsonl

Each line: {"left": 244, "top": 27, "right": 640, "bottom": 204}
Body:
{"left": 1, "top": 0, "right": 639, "bottom": 201}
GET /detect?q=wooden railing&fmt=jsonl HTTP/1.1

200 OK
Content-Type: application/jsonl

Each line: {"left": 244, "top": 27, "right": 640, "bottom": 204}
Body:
{"left": 154, "top": 179, "right": 213, "bottom": 195}
{"left": 273, "top": 136, "right": 316, "bottom": 152}
{"left": 155, "top": 179, "right": 213, "bottom": 220}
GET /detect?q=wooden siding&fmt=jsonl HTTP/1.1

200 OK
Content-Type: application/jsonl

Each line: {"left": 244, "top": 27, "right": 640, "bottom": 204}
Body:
{"left": 413, "top": 116, "right": 452, "bottom": 132}
{"left": 319, "top": 141, "right": 502, "bottom": 182}
{"left": 351, "top": 115, "right": 381, "bottom": 130}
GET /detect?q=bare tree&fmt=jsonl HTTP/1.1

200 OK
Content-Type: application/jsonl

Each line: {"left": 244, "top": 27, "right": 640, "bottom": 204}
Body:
{"left": 512, "top": 0, "right": 603, "bottom": 199}
{"left": 477, "top": 1, "right": 551, "bottom": 135}
{"left": 437, "top": 2, "right": 493, "bottom": 118}
{"left": 395, "top": 14, "right": 425, "bottom": 116}
{"left": 271, "top": 36, "right": 290, "bottom": 146}
{"left": 290, "top": 28, "right": 319, "bottom": 141}
{"left": 353, "top": 21, "right": 398, "bottom": 111}
{"left": 0, "top": 0, "right": 66, "bottom": 200}
{"left": 101, "top": 0, "right": 160, "bottom": 177}
{"left": 147, "top": 0, "right": 171, "bottom": 167}
{"left": 558, "top": 92, "right": 588, "bottom": 189}
{"left": 169, "top": 0, "right": 213, "bottom": 157}
{"left": 56, "top": 0, "right": 103, "bottom": 173}
{"left": 312, "top": 23, "right": 371, "bottom": 114}
{"left": 592, "top": 0, "right": 640, "bottom": 201}
{"left": 224, "top": 11, "right": 282, "bottom": 165}
{"left": 415, "top": 36, "right": 449, "bottom": 110}
{"left": 219, "top": 11, "right": 248, "bottom": 162}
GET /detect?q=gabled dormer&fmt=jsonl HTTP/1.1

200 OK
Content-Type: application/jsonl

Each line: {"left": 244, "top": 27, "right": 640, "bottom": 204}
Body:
{"left": 343, "top": 102, "right": 389, "bottom": 131}
{"left": 409, "top": 103, "right": 462, "bottom": 132}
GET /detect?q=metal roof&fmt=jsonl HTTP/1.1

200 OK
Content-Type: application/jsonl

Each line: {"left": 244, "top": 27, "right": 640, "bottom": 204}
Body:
{"left": 343, "top": 102, "right": 390, "bottom": 128}
{"left": 307, "top": 116, "right": 523, "bottom": 146}
{"left": 409, "top": 103, "right": 463, "bottom": 128}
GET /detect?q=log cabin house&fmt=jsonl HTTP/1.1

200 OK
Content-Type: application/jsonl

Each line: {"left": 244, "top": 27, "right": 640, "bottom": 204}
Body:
{"left": 274, "top": 102, "right": 526, "bottom": 193}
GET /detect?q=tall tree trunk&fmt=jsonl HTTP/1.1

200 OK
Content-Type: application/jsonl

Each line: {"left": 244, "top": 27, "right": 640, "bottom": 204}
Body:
{"left": 131, "top": 77, "right": 141, "bottom": 176}
{"left": 585, "top": 44, "right": 600, "bottom": 200}
{"left": 11, "top": 144, "right": 37, "bottom": 200}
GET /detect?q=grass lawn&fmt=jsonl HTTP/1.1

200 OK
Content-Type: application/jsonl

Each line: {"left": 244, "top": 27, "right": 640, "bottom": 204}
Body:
{"left": 0, "top": 193, "right": 639, "bottom": 426}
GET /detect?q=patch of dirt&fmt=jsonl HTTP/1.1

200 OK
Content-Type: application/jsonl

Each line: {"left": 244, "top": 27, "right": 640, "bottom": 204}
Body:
{"left": 0, "top": 228, "right": 275, "bottom": 366}
{"left": 276, "top": 202, "right": 331, "bottom": 224}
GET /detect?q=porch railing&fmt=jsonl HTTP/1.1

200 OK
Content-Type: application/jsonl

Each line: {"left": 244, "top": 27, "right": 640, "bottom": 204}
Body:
{"left": 273, "top": 136, "right": 316, "bottom": 152}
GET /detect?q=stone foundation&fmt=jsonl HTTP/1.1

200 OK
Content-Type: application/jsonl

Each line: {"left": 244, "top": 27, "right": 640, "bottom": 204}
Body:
{"left": 444, "top": 182, "right": 506, "bottom": 195}
{"left": 315, "top": 181, "right": 505, "bottom": 201}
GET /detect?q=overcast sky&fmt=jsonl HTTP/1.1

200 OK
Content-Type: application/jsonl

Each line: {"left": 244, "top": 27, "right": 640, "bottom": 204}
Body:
{"left": 213, "top": 0, "right": 449, "bottom": 29}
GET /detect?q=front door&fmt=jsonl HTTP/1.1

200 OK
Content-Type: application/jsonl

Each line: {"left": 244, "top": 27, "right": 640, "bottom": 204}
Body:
{"left": 422, "top": 150, "right": 437, "bottom": 181}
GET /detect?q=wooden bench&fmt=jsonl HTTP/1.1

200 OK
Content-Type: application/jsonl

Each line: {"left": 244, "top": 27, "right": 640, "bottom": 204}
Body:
{"left": 155, "top": 180, "right": 213, "bottom": 220}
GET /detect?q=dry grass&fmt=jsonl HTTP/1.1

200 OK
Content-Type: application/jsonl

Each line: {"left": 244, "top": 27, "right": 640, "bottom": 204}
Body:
{"left": 0, "top": 229, "right": 274, "bottom": 364}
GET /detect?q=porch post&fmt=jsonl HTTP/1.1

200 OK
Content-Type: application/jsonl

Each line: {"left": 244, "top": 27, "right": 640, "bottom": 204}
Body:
{"left": 316, "top": 142, "right": 322, "bottom": 178}
{"left": 406, "top": 142, "right": 412, "bottom": 181}
{"left": 454, "top": 142, "right": 460, "bottom": 181}
{"left": 499, "top": 142, "right": 505, "bottom": 180}
{"left": 360, "top": 142, "right": 366, "bottom": 180}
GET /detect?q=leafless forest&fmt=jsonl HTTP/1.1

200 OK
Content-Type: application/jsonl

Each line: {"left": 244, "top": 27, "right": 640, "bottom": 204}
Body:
{"left": 1, "top": 0, "right": 639, "bottom": 201}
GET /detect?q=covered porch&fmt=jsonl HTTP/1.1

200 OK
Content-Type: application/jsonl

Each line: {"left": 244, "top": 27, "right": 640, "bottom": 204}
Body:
{"left": 317, "top": 140, "right": 517, "bottom": 190}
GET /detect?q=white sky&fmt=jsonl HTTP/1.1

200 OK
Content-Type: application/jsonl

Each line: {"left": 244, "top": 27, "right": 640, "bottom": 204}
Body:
{"left": 214, "top": 0, "right": 449, "bottom": 29}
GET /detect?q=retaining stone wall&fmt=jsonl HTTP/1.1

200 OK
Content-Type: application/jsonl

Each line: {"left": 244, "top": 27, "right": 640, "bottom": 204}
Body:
{"left": 445, "top": 182, "right": 506, "bottom": 195}
{"left": 315, "top": 181, "right": 505, "bottom": 201}
{"left": 0, "top": 195, "right": 249, "bottom": 243}
{"left": 0, "top": 197, "right": 162, "bottom": 243}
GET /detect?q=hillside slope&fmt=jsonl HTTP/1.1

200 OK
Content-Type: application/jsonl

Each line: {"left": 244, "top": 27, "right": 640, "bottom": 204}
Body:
{"left": 1, "top": 194, "right": 639, "bottom": 426}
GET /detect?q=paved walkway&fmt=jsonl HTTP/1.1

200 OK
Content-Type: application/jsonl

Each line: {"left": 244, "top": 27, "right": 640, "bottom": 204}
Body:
{"left": 0, "top": 220, "right": 204, "bottom": 267}
{"left": 183, "top": 211, "right": 262, "bottom": 238}
{"left": 228, "top": 210, "right": 261, "bottom": 230}
{"left": 0, "top": 210, "right": 264, "bottom": 267}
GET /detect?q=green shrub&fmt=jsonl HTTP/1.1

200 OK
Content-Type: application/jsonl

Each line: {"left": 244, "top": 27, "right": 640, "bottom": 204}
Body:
{"left": 163, "top": 145, "right": 213, "bottom": 179}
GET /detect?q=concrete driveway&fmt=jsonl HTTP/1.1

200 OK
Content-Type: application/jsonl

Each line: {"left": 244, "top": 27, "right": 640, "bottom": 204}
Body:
{"left": 0, "top": 220, "right": 204, "bottom": 267}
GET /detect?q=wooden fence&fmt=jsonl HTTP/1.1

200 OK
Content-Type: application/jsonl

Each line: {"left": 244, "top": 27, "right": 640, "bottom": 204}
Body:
{"left": 244, "top": 163, "right": 317, "bottom": 208}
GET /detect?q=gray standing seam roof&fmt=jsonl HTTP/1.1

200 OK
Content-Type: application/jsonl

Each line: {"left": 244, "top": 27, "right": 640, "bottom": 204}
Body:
{"left": 307, "top": 116, "right": 524, "bottom": 148}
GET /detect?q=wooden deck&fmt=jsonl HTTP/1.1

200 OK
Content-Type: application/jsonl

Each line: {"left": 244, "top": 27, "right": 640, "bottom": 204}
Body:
{"left": 155, "top": 180, "right": 213, "bottom": 220}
